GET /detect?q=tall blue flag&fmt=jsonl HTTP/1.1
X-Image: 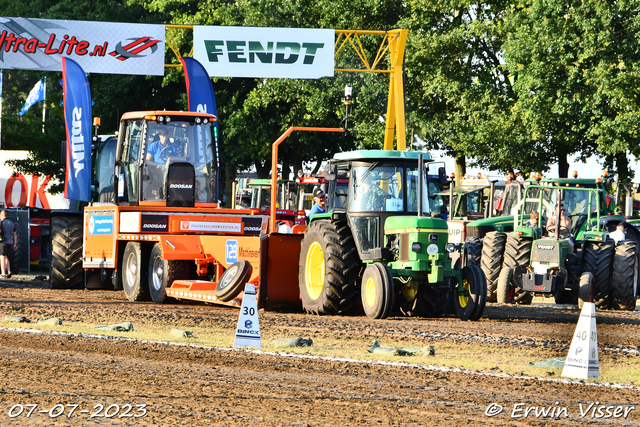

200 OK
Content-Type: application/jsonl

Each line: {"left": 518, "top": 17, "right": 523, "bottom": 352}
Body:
{"left": 18, "top": 78, "right": 45, "bottom": 116}
{"left": 62, "top": 57, "right": 92, "bottom": 202}
{"left": 179, "top": 57, "right": 220, "bottom": 171}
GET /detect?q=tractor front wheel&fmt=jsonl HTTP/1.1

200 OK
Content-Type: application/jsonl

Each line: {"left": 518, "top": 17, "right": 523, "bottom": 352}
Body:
{"left": 611, "top": 241, "right": 638, "bottom": 311}
{"left": 298, "top": 220, "right": 360, "bottom": 315}
{"left": 497, "top": 266, "right": 514, "bottom": 304}
{"left": 480, "top": 232, "right": 506, "bottom": 302}
{"left": 361, "top": 263, "right": 394, "bottom": 319}
{"left": 582, "top": 239, "right": 615, "bottom": 310}
{"left": 454, "top": 265, "right": 487, "bottom": 321}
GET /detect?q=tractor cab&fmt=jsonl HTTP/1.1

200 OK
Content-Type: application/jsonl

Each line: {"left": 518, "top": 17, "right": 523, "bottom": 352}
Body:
{"left": 323, "top": 150, "right": 447, "bottom": 261}
{"left": 113, "top": 111, "right": 218, "bottom": 207}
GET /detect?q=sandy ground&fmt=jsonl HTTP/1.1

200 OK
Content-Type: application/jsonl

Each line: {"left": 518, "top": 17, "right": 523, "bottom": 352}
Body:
{"left": 0, "top": 276, "right": 639, "bottom": 426}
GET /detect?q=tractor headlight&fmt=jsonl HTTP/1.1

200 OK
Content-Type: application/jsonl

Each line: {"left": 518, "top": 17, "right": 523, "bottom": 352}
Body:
{"left": 411, "top": 242, "right": 422, "bottom": 253}
{"left": 203, "top": 118, "right": 209, "bottom": 124}
{"left": 445, "top": 243, "right": 456, "bottom": 253}
{"left": 195, "top": 117, "right": 202, "bottom": 124}
{"left": 427, "top": 244, "right": 439, "bottom": 255}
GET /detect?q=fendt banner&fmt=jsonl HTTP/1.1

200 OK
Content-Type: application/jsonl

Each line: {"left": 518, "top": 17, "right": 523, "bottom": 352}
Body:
{"left": 193, "top": 26, "right": 334, "bottom": 79}
{"left": 0, "top": 17, "right": 165, "bottom": 75}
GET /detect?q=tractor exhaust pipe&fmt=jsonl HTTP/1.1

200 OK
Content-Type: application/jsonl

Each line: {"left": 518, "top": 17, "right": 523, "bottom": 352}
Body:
{"left": 418, "top": 154, "right": 424, "bottom": 217}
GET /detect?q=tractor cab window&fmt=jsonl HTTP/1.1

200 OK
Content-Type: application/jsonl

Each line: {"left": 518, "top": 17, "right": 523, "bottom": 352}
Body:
{"left": 141, "top": 120, "right": 218, "bottom": 203}
{"left": 350, "top": 165, "right": 404, "bottom": 212}
{"left": 117, "top": 119, "right": 144, "bottom": 202}
{"left": 407, "top": 164, "right": 436, "bottom": 214}
{"left": 96, "top": 137, "right": 116, "bottom": 200}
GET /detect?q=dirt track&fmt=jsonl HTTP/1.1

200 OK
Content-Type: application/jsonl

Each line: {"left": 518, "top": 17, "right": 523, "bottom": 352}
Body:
{"left": 1, "top": 277, "right": 639, "bottom": 426}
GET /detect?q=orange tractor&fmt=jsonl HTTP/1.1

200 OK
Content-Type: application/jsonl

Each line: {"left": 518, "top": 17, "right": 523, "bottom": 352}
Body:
{"left": 51, "top": 111, "right": 340, "bottom": 311}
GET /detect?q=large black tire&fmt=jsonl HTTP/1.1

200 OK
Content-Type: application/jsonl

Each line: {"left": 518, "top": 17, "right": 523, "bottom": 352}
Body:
{"left": 298, "top": 220, "right": 360, "bottom": 315}
{"left": 50, "top": 215, "right": 84, "bottom": 289}
{"left": 502, "top": 234, "right": 532, "bottom": 270}
{"left": 502, "top": 234, "right": 533, "bottom": 304}
{"left": 578, "top": 272, "right": 594, "bottom": 310}
{"left": 464, "top": 237, "right": 482, "bottom": 267}
{"left": 582, "top": 239, "right": 615, "bottom": 310}
{"left": 360, "top": 263, "right": 394, "bottom": 319}
{"left": 480, "top": 232, "right": 507, "bottom": 302}
{"left": 122, "top": 242, "right": 150, "bottom": 302}
{"left": 149, "top": 243, "right": 190, "bottom": 304}
{"left": 497, "top": 266, "right": 513, "bottom": 304}
{"left": 215, "top": 260, "right": 253, "bottom": 302}
{"left": 611, "top": 241, "right": 638, "bottom": 311}
{"left": 454, "top": 265, "right": 486, "bottom": 321}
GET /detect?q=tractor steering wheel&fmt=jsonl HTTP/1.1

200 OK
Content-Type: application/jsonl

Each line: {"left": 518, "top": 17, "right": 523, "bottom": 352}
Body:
{"left": 158, "top": 144, "right": 182, "bottom": 163}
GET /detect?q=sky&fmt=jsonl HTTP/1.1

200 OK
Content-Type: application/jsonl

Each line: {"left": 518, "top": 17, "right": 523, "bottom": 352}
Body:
{"left": 431, "top": 150, "right": 639, "bottom": 181}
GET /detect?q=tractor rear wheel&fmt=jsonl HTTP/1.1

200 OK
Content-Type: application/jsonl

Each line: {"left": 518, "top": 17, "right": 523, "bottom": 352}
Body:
{"left": 611, "top": 241, "right": 638, "bottom": 311}
{"left": 578, "top": 272, "right": 594, "bottom": 309}
{"left": 299, "top": 220, "right": 360, "bottom": 315}
{"left": 50, "top": 214, "right": 84, "bottom": 289}
{"left": 454, "top": 265, "right": 486, "bottom": 321}
{"left": 215, "top": 260, "right": 253, "bottom": 302}
{"left": 582, "top": 239, "right": 615, "bottom": 310}
{"left": 464, "top": 237, "right": 482, "bottom": 267}
{"left": 148, "top": 243, "right": 189, "bottom": 304}
{"left": 360, "top": 263, "right": 394, "bottom": 319}
{"left": 480, "top": 232, "right": 506, "bottom": 302}
{"left": 122, "top": 242, "right": 150, "bottom": 302}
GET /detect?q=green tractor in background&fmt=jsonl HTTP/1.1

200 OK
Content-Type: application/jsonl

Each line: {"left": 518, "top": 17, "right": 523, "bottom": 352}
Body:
{"left": 298, "top": 150, "right": 487, "bottom": 320}
{"left": 465, "top": 175, "right": 622, "bottom": 302}
{"left": 492, "top": 179, "right": 639, "bottom": 310}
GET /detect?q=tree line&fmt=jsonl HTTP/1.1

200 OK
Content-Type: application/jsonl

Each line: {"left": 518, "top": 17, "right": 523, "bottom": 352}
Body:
{"left": 1, "top": 0, "right": 638, "bottom": 202}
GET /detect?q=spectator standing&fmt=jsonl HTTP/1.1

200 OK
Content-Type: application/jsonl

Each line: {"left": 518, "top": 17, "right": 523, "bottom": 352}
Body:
{"left": 0, "top": 210, "right": 17, "bottom": 278}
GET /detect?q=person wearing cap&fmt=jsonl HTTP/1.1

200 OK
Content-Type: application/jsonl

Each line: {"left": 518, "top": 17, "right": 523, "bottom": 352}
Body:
{"left": 146, "top": 128, "right": 178, "bottom": 164}
{"left": 308, "top": 187, "right": 327, "bottom": 220}
{"left": 610, "top": 223, "right": 627, "bottom": 245}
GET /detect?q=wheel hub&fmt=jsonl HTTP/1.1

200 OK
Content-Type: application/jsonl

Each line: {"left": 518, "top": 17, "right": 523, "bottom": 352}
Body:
{"left": 305, "top": 242, "right": 325, "bottom": 300}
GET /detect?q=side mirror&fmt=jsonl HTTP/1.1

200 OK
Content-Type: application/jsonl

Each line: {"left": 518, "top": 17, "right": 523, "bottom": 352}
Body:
{"left": 324, "top": 163, "right": 337, "bottom": 181}
{"left": 438, "top": 167, "right": 447, "bottom": 186}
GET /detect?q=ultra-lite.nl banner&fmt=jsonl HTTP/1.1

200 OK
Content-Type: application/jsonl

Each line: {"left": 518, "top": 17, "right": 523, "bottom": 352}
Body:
{"left": 0, "top": 17, "right": 165, "bottom": 75}
{"left": 62, "top": 57, "right": 92, "bottom": 203}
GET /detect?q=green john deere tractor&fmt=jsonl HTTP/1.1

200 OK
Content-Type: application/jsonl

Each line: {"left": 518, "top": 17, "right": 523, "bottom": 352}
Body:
{"left": 298, "top": 150, "right": 487, "bottom": 320}
{"left": 494, "top": 179, "right": 640, "bottom": 310}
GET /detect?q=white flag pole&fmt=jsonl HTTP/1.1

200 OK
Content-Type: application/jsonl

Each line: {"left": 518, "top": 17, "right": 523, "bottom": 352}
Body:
{"left": 42, "top": 76, "right": 46, "bottom": 134}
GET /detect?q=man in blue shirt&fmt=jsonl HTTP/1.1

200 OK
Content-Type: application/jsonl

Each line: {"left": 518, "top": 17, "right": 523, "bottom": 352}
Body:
{"left": 146, "top": 129, "right": 178, "bottom": 164}
{"left": 308, "top": 187, "right": 327, "bottom": 220}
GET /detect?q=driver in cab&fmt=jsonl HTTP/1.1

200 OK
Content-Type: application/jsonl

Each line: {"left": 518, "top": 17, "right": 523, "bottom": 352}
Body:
{"left": 146, "top": 129, "right": 178, "bottom": 165}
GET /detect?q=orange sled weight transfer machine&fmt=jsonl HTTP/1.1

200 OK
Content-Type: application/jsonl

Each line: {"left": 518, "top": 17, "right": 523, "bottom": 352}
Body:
{"left": 74, "top": 112, "right": 343, "bottom": 310}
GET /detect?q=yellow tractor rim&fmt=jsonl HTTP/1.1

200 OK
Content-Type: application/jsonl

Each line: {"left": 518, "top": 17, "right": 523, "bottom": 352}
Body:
{"left": 305, "top": 241, "right": 325, "bottom": 300}
{"left": 363, "top": 276, "right": 377, "bottom": 308}
{"left": 458, "top": 278, "right": 470, "bottom": 308}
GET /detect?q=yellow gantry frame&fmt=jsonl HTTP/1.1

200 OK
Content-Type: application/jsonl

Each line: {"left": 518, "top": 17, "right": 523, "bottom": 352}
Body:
{"left": 164, "top": 26, "right": 407, "bottom": 151}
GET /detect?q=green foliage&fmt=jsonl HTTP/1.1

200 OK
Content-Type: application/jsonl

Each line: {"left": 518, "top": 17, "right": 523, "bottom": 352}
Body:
{"left": 2, "top": 0, "right": 639, "bottom": 193}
